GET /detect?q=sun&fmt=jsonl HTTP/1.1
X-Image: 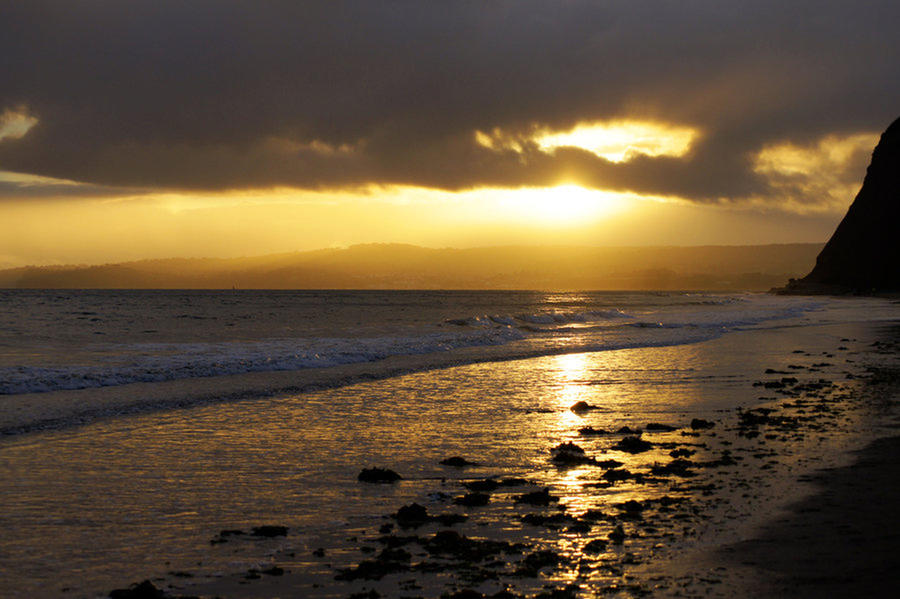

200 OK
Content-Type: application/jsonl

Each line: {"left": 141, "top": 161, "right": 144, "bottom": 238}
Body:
{"left": 496, "top": 184, "right": 629, "bottom": 223}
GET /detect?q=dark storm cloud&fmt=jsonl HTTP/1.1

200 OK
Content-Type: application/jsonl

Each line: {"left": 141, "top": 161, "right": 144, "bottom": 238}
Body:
{"left": 0, "top": 0, "right": 898, "bottom": 203}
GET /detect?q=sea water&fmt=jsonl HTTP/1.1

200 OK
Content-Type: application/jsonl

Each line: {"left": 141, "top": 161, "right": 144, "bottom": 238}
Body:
{"left": 0, "top": 291, "right": 896, "bottom": 598}
{"left": 0, "top": 290, "right": 828, "bottom": 396}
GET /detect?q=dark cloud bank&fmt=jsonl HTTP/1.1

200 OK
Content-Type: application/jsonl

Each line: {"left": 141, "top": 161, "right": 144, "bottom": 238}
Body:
{"left": 1, "top": 0, "right": 898, "bottom": 204}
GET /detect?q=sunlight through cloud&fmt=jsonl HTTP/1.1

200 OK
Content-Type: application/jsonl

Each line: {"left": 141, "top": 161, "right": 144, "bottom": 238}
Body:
{"left": 0, "top": 109, "right": 38, "bottom": 142}
{"left": 534, "top": 121, "right": 697, "bottom": 162}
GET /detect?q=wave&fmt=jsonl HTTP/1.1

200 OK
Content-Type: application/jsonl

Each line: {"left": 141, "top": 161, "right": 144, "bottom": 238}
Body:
{"left": 0, "top": 295, "right": 825, "bottom": 396}
{"left": 0, "top": 327, "right": 525, "bottom": 395}
{"left": 445, "top": 308, "right": 631, "bottom": 328}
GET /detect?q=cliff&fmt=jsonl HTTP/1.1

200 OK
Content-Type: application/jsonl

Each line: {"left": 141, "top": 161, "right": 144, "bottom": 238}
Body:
{"left": 778, "top": 117, "right": 900, "bottom": 294}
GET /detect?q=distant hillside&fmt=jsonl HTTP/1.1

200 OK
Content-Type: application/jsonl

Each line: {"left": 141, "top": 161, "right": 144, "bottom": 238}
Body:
{"left": 0, "top": 243, "right": 822, "bottom": 291}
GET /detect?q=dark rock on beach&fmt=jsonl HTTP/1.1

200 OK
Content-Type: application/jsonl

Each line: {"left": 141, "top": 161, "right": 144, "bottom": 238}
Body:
{"left": 250, "top": 525, "right": 288, "bottom": 537}
{"left": 108, "top": 581, "right": 168, "bottom": 599}
{"left": 612, "top": 436, "right": 653, "bottom": 453}
{"left": 440, "top": 456, "right": 480, "bottom": 467}
{"left": 514, "top": 488, "right": 558, "bottom": 506}
{"left": 464, "top": 479, "right": 500, "bottom": 493}
{"left": 578, "top": 425, "right": 608, "bottom": 435}
{"left": 358, "top": 467, "right": 402, "bottom": 483}
{"left": 583, "top": 539, "right": 608, "bottom": 554}
{"left": 454, "top": 492, "right": 491, "bottom": 507}
{"left": 645, "top": 422, "right": 677, "bottom": 432}
{"left": 551, "top": 442, "right": 598, "bottom": 466}
{"left": 394, "top": 503, "right": 431, "bottom": 528}
{"left": 615, "top": 426, "right": 642, "bottom": 435}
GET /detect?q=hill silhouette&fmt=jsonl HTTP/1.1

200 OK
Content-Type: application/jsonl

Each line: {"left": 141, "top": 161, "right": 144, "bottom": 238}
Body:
{"left": 0, "top": 243, "right": 821, "bottom": 291}
{"left": 779, "top": 117, "right": 900, "bottom": 294}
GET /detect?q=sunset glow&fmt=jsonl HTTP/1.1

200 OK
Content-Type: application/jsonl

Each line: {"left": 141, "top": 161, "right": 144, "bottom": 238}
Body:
{"left": 534, "top": 121, "right": 698, "bottom": 162}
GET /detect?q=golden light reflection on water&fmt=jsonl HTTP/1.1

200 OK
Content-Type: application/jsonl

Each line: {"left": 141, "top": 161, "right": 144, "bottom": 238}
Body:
{"left": 551, "top": 352, "right": 592, "bottom": 417}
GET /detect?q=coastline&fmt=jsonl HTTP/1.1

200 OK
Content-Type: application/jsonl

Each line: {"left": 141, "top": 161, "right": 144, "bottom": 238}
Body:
{"left": 1, "top": 310, "right": 897, "bottom": 598}
{"left": 656, "top": 328, "right": 900, "bottom": 597}
{"left": 722, "top": 434, "right": 900, "bottom": 597}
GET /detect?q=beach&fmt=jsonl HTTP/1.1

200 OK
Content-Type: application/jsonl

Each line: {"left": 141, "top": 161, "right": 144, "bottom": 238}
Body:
{"left": 0, "top": 292, "right": 897, "bottom": 598}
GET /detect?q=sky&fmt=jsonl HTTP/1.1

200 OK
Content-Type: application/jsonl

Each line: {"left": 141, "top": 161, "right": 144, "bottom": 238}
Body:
{"left": 1, "top": 1, "right": 898, "bottom": 268}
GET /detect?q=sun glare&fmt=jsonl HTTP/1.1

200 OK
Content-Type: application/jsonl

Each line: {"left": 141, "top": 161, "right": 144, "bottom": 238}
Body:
{"left": 492, "top": 185, "right": 629, "bottom": 223}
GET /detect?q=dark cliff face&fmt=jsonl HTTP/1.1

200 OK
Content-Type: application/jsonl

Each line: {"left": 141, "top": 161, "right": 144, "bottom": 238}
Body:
{"left": 781, "top": 117, "right": 900, "bottom": 294}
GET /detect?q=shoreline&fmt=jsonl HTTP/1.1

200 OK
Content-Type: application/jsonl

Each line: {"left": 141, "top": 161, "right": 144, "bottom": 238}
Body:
{"left": 0, "top": 332, "right": 735, "bottom": 437}
{"left": 0, "top": 312, "right": 885, "bottom": 438}
{"left": 657, "top": 328, "right": 900, "bottom": 597}
{"left": 1, "top": 317, "right": 897, "bottom": 598}
{"left": 722, "top": 434, "right": 900, "bottom": 597}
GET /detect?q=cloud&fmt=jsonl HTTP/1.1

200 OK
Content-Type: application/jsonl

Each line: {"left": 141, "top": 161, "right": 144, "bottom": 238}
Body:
{"left": 0, "top": 1, "right": 898, "bottom": 206}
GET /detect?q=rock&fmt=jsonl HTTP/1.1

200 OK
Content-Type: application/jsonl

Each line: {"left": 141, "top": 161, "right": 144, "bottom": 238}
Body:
{"left": 645, "top": 423, "right": 677, "bottom": 432}
{"left": 250, "top": 525, "right": 288, "bottom": 537}
{"left": 690, "top": 418, "right": 715, "bottom": 430}
{"left": 578, "top": 426, "right": 609, "bottom": 436}
{"left": 669, "top": 448, "right": 696, "bottom": 458}
{"left": 609, "top": 524, "right": 626, "bottom": 544}
{"left": 108, "top": 581, "right": 167, "bottom": 599}
{"left": 357, "top": 467, "right": 402, "bottom": 483}
{"left": 218, "top": 529, "right": 244, "bottom": 537}
{"left": 521, "top": 513, "right": 576, "bottom": 528}
{"left": 602, "top": 468, "right": 642, "bottom": 483}
{"left": 620, "top": 500, "right": 644, "bottom": 514}
{"left": 440, "top": 456, "right": 480, "bottom": 467}
{"left": 612, "top": 436, "right": 653, "bottom": 453}
{"left": 552, "top": 441, "right": 585, "bottom": 454}
{"left": 651, "top": 459, "right": 695, "bottom": 477}
{"left": 570, "top": 400, "right": 597, "bottom": 412}
{"left": 421, "top": 530, "right": 521, "bottom": 561}
{"left": 615, "top": 426, "right": 642, "bottom": 435}
{"left": 776, "top": 116, "right": 900, "bottom": 294}
{"left": 454, "top": 492, "right": 490, "bottom": 507}
{"left": 334, "top": 558, "right": 409, "bottom": 581}
{"left": 596, "top": 459, "right": 624, "bottom": 468}
{"left": 516, "top": 549, "right": 565, "bottom": 577}
{"left": 464, "top": 479, "right": 500, "bottom": 492}
{"left": 394, "top": 503, "right": 430, "bottom": 527}
{"left": 211, "top": 529, "right": 244, "bottom": 543}
{"left": 583, "top": 539, "right": 608, "bottom": 554}
{"left": 515, "top": 488, "right": 558, "bottom": 506}
{"left": 260, "top": 566, "right": 284, "bottom": 576}
{"left": 551, "top": 442, "right": 598, "bottom": 466}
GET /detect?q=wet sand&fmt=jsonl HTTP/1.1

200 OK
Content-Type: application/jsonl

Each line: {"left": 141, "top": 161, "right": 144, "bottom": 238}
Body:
{"left": 721, "top": 434, "right": 900, "bottom": 597}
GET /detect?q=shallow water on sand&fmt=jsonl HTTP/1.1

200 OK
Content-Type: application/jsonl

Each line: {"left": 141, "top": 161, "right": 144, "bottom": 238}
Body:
{"left": 0, "top": 310, "right": 894, "bottom": 598}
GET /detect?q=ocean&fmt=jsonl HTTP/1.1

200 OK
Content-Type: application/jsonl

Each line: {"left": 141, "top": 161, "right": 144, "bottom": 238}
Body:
{"left": 0, "top": 290, "right": 897, "bottom": 598}
{"left": 0, "top": 289, "right": 830, "bottom": 396}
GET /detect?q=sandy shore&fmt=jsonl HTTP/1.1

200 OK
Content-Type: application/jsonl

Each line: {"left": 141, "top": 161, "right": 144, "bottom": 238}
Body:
{"left": 720, "top": 434, "right": 900, "bottom": 597}
{"left": 660, "top": 329, "right": 900, "bottom": 598}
